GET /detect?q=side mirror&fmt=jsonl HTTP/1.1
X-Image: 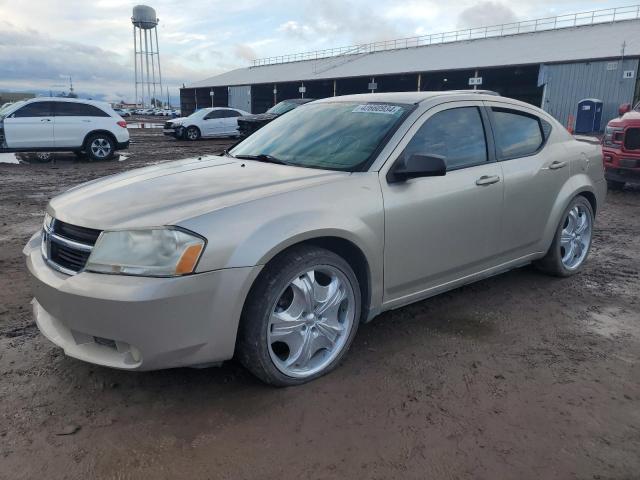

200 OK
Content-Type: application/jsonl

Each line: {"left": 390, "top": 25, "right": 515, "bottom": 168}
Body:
{"left": 387, "top": 154, "right": 447, "bottom": 183}
{"left": 619, "top": 103, "right": 632, "bottom": 116}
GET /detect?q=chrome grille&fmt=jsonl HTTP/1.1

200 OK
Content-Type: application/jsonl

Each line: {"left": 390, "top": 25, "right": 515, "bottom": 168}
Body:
{"left": 42, "top": 218, "right": 102, "bottom": 275}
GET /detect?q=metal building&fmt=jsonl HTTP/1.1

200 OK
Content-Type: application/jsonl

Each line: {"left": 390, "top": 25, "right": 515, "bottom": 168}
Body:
{"left": 182, "top": 5, "right": 640, "bottom": 130}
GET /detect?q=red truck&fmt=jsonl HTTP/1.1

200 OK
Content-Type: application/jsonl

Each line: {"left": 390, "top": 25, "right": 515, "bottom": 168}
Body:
{"left": 602, "top": 103, "right": 640, "bottom": 189}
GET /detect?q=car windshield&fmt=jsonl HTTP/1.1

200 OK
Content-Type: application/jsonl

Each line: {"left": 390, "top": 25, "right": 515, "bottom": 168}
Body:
{"left": 266, "top": 101, "right": 299, "bottom": 115}
{"left": 187, "top": 109, "right": 207, "bottom": 118}
{"left": 230, "top": 101, "right": 411, "bottom": 171}
{"left": 0, "top": 101, "right": 24, "bottom": 118}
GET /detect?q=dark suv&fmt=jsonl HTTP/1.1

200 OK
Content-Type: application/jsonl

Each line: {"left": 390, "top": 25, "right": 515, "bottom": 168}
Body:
{"left": 237, "top": 98, "right": 314, "bottom": 137}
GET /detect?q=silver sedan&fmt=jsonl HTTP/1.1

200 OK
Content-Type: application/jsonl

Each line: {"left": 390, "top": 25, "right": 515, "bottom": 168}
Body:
{"left": 24, "top": 91, "right": 606, "bottom": 386}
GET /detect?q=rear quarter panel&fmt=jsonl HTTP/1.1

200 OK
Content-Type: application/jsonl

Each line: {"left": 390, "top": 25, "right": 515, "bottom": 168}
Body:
{"left": 540, "top": 137, "right": 606, "bottom": 252}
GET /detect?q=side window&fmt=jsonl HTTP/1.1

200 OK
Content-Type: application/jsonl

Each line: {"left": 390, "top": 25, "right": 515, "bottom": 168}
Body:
{"left": 12, "top": 102, "right": 53, "bottom": 118}
{"left": 491, "top": 108, "right": 544, "bottom": 159}
{"left": 227, "top": 110, "right": 242, "bottom": 117}
{"left": 402, "top": 107, "right": 487, "bottom": 170}
{"left": 55, "top": 102, "right": 109, "bottom": 117}
{"left": 204, "top": 110, "right": 223, "bottom": 120}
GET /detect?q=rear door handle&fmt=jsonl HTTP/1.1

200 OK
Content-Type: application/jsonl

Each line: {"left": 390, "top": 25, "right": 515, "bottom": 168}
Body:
{"left": 549, "top": 160, "right": 567, "bottom": 170}
{"left": 476, "top": 175, "right": 500, "bottom": 186}
{"left": 40, "top": 118, "right": 51, "bottom": 122}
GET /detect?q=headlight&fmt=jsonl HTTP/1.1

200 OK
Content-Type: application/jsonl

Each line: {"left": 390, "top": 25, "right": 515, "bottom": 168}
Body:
{"left": 85, "top": 228, "right": 205, "bottom": 277}
{"left": 43, "top": 212, "right": 53, "bottom": 231}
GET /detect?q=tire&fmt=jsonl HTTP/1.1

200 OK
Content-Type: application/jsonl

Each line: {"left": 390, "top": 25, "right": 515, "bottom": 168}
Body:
{"left": 607, "top": 179, "right": 625, "bottom": 191}
{"left": 237, "top": 245, "right": 361, "bottom": 386}
{"left": 185, "top": 126, "right": 200, "bottom": 141}
{"left": 535, "top": 196, "right": 594, "bottom": 277}
{"left": 85, "top": 133, "right": 115, "bottom": 161}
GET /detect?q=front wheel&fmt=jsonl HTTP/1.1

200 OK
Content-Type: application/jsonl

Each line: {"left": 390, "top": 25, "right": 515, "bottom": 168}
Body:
{"left": 237, "top": 246, "right": 361, "bottom": 386}
{"left": 185, "top": 126, "right": 201, "bottom": 141}
{"left": 85, "top": 134, "right": 115, "bottom": 161}
{"left": 535, "top": 196, "right": 594, "bottom": 277}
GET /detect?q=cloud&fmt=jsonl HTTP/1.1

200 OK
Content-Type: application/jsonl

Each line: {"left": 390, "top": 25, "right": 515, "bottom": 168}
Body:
{"left": 234, "top": 43, "right": 257, "bottom": 61}
{"left": 456, "top": 1, "right": 519, "bottom": 29}
{"left": 0, "top": 21, "right": 130, "bottom": 87}
{"left": 278, "top": 20, "right": 313, "bottom": 39}
{"left": 0, "top": 0, "right": 603, "bottom": 99}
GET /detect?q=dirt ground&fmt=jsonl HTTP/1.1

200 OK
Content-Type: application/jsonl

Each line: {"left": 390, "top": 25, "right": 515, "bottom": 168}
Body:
{"left": 1, "top": 127, "right": 639, "bottom": 480}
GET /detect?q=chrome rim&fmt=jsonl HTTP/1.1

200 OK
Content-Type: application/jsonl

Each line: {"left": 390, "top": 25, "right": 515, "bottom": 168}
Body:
{"left": 90, "top": 138, "right": 111, "bottom": 158}
{"left": 267, "top": 266, "right": 355, "bottom": 378}
{"left": 560, "top": 204, "right": 592, "bottom": 270}
{"left": 187, "top": 128, "right": 198, "bottom": 140}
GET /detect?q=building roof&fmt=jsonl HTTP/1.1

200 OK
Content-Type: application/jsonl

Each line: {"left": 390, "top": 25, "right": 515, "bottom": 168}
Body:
{"left": 189, "top": 19, "right": 640, "bottom": 88}
{"left": 312, "top": 90, "right": 498, "bottom": 105}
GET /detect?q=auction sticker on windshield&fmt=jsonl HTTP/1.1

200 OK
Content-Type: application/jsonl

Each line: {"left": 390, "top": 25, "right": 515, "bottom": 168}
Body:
{"left": 352, "top": 104, "right": 403, "bottom": 115}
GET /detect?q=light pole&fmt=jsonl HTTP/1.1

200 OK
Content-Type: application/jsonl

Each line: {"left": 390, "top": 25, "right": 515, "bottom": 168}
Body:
{"left": 210, "top": 89, "right": 214, "bottom": 108}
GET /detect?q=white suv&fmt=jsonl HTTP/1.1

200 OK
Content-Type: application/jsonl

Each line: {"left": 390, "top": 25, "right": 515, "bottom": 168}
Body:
{"left": 0, "top": 98, "right": 130, "bottom": 161}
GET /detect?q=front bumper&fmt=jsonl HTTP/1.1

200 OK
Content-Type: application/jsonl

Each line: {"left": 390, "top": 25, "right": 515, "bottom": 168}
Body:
{"left": 24, "top": 232, "right": 261, "bottom": 371}
{"left": 603, "top": 148, "right": 640, "bottom": 183}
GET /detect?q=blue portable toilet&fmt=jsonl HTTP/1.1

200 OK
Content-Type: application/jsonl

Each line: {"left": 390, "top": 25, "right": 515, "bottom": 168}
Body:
{"left": 575, "top": 99, "right": 603, "bottom": 133}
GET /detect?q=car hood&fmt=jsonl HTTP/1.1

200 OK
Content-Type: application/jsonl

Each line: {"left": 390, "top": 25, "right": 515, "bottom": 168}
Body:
{"left": 48, "top": 155, "right": 347, "bottom": 230}
{"left": 238, "top": 113, "right": 277, "bottom": 123}
{"left": 168, "top": 116, "right": 188, "bottom": 125}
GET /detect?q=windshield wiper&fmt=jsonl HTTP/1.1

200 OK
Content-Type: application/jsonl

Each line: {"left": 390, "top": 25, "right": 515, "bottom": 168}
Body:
{"left": 233, "top": 154, "right": 290, "bottom": 165}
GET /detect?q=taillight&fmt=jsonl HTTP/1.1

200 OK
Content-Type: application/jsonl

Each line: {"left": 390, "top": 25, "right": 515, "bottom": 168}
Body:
{"left": 117, "top": 120, "right": 127, "bottom": 128}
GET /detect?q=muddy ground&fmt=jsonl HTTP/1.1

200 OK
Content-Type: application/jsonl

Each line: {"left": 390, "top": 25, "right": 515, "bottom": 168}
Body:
{"left": 1, "top": 128, "right": 639, "bottom": 479}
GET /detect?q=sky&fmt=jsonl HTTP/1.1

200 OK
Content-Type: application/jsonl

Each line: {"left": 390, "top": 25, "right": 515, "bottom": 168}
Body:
{"left": 0, "top": 0, "right": 624, "bottom": 103}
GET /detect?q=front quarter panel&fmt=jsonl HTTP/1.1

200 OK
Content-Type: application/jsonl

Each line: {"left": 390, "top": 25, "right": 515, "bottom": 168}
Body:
{"left": 178, "top": 172, "right": 385, "bottom": 315}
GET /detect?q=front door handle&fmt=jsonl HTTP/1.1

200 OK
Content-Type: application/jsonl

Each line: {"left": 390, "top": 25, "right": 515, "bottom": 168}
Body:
{"left": 549, "top": 160, "right": 567, "bottom": 170}
{"left": 476, "top": 175, "right": 500, "bottom": 186}
{"left": 40, "top": 118, "right": 51, "bottom": 122}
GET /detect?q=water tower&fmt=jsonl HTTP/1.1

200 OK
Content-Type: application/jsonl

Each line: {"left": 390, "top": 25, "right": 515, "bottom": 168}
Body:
{"left": 132, "top": 5, "right": 163, "bottom": 107}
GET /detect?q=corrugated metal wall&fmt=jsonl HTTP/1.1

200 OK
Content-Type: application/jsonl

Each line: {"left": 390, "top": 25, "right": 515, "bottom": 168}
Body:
{"left": 540, "top": 59, "right": 639, "bottom": 131}
{"left": 228, "top": 86, "right": 252, "bottom": 113}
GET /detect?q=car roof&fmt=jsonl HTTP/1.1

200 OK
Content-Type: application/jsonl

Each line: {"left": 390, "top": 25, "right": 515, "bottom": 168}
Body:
{"left": 26, "top": 97, "right": 110, "bottom": 108}
{"left": 281, "top": 98, "right": 314, "bottom": 104}
{"left": 312, "top": 90, "right": 499, "bottom": 105}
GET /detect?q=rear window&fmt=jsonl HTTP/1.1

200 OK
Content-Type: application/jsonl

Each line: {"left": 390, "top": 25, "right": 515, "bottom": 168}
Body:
{"left": 491, "top": 108, "right": 544, "bottom": 159}
{"left": 55, "top": 102, "right": 110, "bottom": 117}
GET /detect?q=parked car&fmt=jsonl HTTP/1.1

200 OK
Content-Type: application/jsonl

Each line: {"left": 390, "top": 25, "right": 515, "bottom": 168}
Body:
{"left": 0, "top": 97, "right": 129, "bottom": 161}
{"left": 24, "top": 91, "right": 605, "bottom": 386}
{"left": 114, "top": 108, "right": 131, "bottom": 118}
{"left": 237, "top": 98, "right": 314, "bottom": 137}
{"left": 601, "top": 102, "right": 640, "bottom": 189}
{"left": 163, "top": 107, "right": 249, "bottom": 140}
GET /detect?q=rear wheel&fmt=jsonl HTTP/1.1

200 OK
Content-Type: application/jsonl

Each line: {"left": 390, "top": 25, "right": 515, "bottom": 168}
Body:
{"left": 607, "top": 179, "right": 625, "bottom": 191}
{"left": 85, "top": 134, "right": 115, "bottom": 161}
{"left": 535, "top": 196, "right": 594, "bottom": 277}
{"left": 185, "top": 126, "right": 200, "bottom": 141}
{"left": 237, "top": 245, "right": 361, "bottom": 386}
